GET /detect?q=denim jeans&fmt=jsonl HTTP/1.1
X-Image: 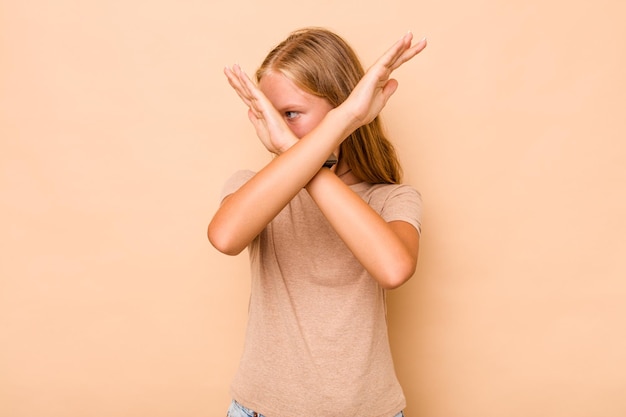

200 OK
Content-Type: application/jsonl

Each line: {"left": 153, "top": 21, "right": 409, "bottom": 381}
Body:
{"left": 227, "top": 399, "right": 405, "bottom": 417}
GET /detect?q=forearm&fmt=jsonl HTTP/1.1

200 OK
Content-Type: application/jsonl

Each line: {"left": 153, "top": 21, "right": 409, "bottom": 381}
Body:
{"left": 305, "top": 169, "right": 418, "bottom": 288}
{"left": 208, "top": 107, "right": 357, "bottom": 255}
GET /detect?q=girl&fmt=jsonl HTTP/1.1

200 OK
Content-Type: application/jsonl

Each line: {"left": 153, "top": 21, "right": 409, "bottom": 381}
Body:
{"left": 208, "top": 27, "right": 426, "bottom": 417}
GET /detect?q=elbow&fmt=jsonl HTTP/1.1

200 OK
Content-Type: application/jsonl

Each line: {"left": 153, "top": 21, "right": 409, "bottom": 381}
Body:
{"left": 377, "top": 255, "right": 417, "bottom": 290}
{"left": 207, "top": 222, "right": 245, "bottom": 256}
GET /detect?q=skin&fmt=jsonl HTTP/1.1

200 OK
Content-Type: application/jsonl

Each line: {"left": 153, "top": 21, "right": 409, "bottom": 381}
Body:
{"left": 208, "top": 32, "right": 427, "bottom": 289}
{"left": 258, "top": 72, "right": 334, "bottom": 142}
{"left": 258, "top": 71, "right": 354, "bottom": 182}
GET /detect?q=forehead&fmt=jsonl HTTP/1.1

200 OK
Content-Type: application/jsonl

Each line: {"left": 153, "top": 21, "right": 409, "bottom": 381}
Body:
{"left": 258, "top": 71, "right": 315, "bottom": 106}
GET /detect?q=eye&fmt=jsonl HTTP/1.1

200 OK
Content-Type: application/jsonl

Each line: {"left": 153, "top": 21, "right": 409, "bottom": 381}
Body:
{"left": 285, "top": 111, "right": 300, "bottom": 120}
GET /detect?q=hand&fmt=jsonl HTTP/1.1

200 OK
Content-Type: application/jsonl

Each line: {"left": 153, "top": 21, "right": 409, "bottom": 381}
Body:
{"left": 341, "top": 32, "right": 427, "bottom": 129}
{"left": 224, "top": 65, "right": 298, "bottom": 155}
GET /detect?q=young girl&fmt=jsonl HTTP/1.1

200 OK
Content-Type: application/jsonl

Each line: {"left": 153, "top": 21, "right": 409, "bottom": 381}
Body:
{"left": 208, "top": 27, "right": 426, "bottom": 417}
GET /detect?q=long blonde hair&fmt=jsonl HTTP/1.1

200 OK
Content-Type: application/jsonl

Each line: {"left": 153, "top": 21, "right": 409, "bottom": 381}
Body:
{"left": 256, "top": 28, "right": 403, "bottom": 184}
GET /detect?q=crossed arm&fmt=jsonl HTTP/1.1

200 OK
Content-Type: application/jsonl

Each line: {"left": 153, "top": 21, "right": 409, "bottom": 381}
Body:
{"left": 208, "top": 33, "right": 426, "bottom": 289}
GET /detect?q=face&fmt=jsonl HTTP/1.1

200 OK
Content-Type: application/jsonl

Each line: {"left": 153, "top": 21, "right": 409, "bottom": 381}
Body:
{"left": 259, "top": 71, "right": 334, "bottom": 139}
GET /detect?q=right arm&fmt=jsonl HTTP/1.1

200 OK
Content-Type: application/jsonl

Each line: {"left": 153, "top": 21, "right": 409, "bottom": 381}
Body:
{"left": 207, "top": 106, "right": 356, "bottom": 255}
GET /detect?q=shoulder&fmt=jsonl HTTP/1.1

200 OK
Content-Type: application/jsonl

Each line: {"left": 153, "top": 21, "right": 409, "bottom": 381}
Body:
{"left": 353, "top": 182, "right": 422, "bottom": 205}
{"left": 219, "top": 169, "right": 257, "bottom": 202}
{"left": 353, "top": 182, "right": 423, "bottom": 234}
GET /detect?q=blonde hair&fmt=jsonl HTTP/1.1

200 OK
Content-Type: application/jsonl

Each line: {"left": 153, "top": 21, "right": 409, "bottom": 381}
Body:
{"left": 256, "top": 28, "right": 403, "bottom": 184}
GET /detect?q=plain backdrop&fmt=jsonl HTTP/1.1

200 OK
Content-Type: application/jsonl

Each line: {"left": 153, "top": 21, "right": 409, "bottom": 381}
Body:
{"left": 1, "top": 0, "right": 625, "bottom": 416}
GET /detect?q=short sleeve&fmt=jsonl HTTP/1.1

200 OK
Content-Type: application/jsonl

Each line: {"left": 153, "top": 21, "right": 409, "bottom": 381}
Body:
{"left": 219, "top": 170, "right": 256, "bottom": 203}
{"left": 379, "top": 185, "right": 423, "bottom": 235}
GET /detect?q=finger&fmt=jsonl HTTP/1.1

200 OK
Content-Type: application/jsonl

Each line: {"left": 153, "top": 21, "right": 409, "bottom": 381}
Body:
{"left": 375, "top": 32, "right": 414, "bottom": 71}
{"left": 224, "top": 66, "right": 255, "bottom": 108}
{"left": 388, "top": 37, "right": 427, "bottom": 71}
{"left": 232, "top": 65, "right": 254, "bottom": 97}
{"left": 233, "top": 65, "right": 272, "bottom": 115}
{"left": 226, "top": 65, "right": 269, "bottom": 119}
{"left": 224, "top": 66, "right": 244, "bottom": 95}
{"left": 232, "top": 65, "right": 260, "bottom": 107}
{"left": 248, "top": 108, "right": 261, "bottom": 122}
{"left": 367, "top": 32, "right": 424, "bottom": 84}
{"left": 227, "top": 65, "right": 285, "bottom": 130}
{"left": 381, "top": 78, "right": 399, "bottom": 103}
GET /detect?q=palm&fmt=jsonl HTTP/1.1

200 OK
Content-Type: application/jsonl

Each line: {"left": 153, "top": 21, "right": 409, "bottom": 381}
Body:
{"left": 344, "top": 33, "right": 427, "bottom": 127}
{"left": 224, "top": 65, "right": 296, "bottom": 154}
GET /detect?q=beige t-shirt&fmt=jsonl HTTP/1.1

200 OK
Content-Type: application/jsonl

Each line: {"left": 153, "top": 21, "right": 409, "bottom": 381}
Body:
{"left": 221, "top": 170, "right": 422, "bottom": 417}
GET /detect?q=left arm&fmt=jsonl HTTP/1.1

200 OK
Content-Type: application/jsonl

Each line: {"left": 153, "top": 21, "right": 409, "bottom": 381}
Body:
{"left": 305, "top": 169, "right": 420, "bottom": 289}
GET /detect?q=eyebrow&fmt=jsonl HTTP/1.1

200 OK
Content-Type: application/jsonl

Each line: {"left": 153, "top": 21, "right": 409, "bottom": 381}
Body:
{"left": 276, "top": 103, "right": 306, "bottom": 112}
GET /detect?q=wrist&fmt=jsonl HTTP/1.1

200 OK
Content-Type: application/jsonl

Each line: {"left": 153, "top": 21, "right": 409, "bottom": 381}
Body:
{"left": 305, "top": 165, "right": 333, "bottom": 191}
{"left": 275, "top": 135, "right": 299, "bottom": 155}
{"left": 323, "top": 153, "right": 338, "bottom": 169}
{"left": 326, "top": 106, "right": 360, "bottom": 139}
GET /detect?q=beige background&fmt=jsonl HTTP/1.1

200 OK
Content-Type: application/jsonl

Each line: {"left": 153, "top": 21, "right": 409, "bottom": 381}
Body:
{"left": 1, "top": 0, "right": 625, "bottom": 416}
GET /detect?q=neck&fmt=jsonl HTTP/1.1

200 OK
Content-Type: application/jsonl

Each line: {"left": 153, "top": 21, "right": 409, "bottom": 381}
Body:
{"left": 335, "top": 162, "right": 360, "bottom": 185}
